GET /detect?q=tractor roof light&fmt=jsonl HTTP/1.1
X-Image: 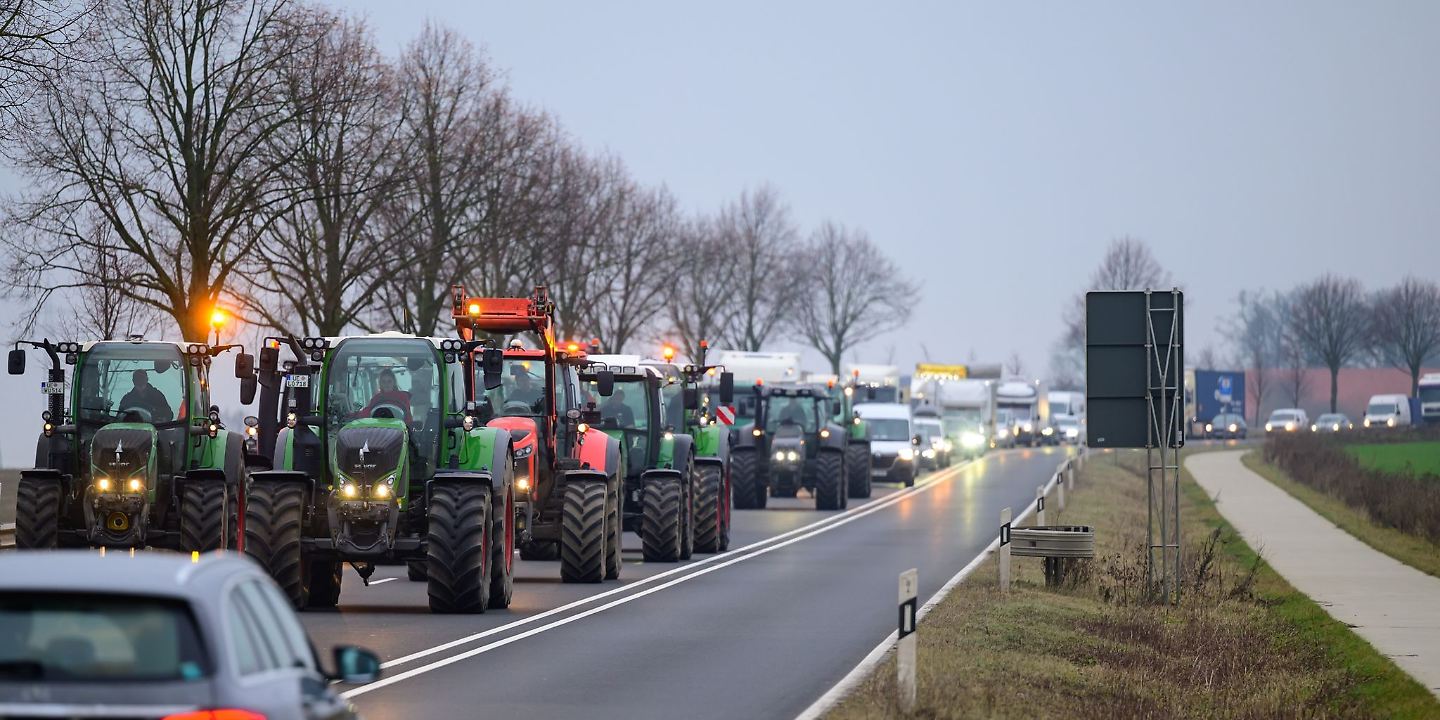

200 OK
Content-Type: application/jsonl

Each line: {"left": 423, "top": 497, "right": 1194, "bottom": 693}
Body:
{"left": 661, "top": 345, "right": 676, "bottom": 361}
{"left": 210, "top": 308, "right": 227, "bottom": 328}
{"left": 468, "top": 302, "right": 482, "bottom": 316}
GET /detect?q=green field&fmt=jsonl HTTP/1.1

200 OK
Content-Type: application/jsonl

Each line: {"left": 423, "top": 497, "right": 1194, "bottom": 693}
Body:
{"left": 1345, "top": 442, "right": 1440, "bottom": 479}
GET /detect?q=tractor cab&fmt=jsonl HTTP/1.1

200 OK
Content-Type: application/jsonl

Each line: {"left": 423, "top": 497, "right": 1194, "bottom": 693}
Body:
{"left": 8, "top": 338, "right": 252, "bottom": 550}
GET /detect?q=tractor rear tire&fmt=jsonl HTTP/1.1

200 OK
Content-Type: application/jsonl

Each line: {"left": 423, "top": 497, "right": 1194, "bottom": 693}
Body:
{"left": 306, "top": 561, "right": 343, "bottom": 609}
{"left": 407, "top": 561, "right": 426, "bottom": 581}
{"left": 731, "top": 450, "right": 762, "bottom": 510}
{"left": 180, "top": 480, "right": 227, "bottom": 553}
{"left": 814, "top": 451, "right": 845, "bottom": 511}
{"left": 693, "top": 464, "right": 725, "bottom": 553}
{"left": 16, "top": 475, "right": 60, "bottom": 549}
{"left": 426, "top": 483, "right": 491, "bottom": 614}
{"left": 520, "top": 541, "right": 558, "bottom": 561}
{"left": 846, "top": 444, "right": 873, "bottom": 499}
{"left": 642, "top": 476, "right": 683, "bottom": 562}
{"left": 560, "top": 481, "right": 607, "bottom": 583}
{"left": 489, "top": 489, "right": 514, "bottom": 609}
{"left": 605, "top": 481, "right": 622, "bottom": 580}
{"left": 244, "top": 482, "right": 308, "bottom": 609}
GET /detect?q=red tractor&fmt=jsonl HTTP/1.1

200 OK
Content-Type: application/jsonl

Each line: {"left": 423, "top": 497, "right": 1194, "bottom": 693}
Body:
{"left": 452, "top": 286, "right": 625, "bottom": 583}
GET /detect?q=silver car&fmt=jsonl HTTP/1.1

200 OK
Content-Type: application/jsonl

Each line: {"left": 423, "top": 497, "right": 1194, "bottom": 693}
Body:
{"left": 0, "top": 551, "right": 380, "bottom": 719}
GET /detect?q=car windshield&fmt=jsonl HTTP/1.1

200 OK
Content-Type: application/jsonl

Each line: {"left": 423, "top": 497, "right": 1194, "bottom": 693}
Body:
{"left": 1318, "top": 414, "right": 1345, "bottom": 424}
{"left": 766, "top": 395, "right": 820, "bottom": 433}
{"left": 76, "top": 344, "right": 187, "bottom": 426}
{"left": 867, "top": 418, "right": 911, "bottom": 441}
{"left": 0, "top": 593, "right": 209, "bottom": 682}
{"left": 916, "top": 421, "right": 941, "bottom": 441}
{"left": 325, "top": 338, "right": 442, "bottom": 461}
{"left": 1269, "top": 412, "right": 1298, "bottom": 422}
{"left": 1367, "top": 403, "right": 1397, "bottom": 416}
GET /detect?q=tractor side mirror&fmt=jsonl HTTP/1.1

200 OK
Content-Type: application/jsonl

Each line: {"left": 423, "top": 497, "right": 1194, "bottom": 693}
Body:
{"left": 7, "top": 349, "right": 25, "bottom": 375}
{"left": 240, "top": 375, "right": 258, "bottom": 405}
{"left": 595, "top": 370, "right": 615, "bottom": 398}
{"left": 258, "top": 345, "right": 279, "bottom": 374}
{"left": 244, "top": 415, "right": 259, "bottom": 427}
{"left": 481, "top": 349, "right": 504, "bottom": 391}
{"left": 234, "top": 352, "right": 254, "bottom": 379}
{"left": 682, "top": 387, "right": 699, "bottom": 411}
{"left": 719, "top": 372, "right": 734, "bottom": 404}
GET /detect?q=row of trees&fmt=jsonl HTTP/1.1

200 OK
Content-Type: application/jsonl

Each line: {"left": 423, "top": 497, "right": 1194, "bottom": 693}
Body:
{"left": 1, "top": 0, "right": 917, "bottom": 373}
{"left": 1230, "top": 276, "right": 1440, "bottom": 412}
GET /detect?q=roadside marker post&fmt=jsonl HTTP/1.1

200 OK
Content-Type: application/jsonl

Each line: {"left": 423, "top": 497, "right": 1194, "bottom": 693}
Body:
{"left": 1035, "top": 486, "right": 1046, "bottom": 526}
{"left": 999, "top": 507, "right": 1012, "bottom": 593}
{"left": 897, "top": 568, "right": 919, "bottom": 712}
{"left": 1057, "top": 474, "right": 1066, "bottom": 511}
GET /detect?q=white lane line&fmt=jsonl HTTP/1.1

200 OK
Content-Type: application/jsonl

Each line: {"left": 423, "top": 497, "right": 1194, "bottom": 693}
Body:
{"left": 342, "top": 461, "right": 974, "bottom": 699}
{"left": 368, "top": 578, "right": 397, "bottom": 586}
{"left": 792, "top": 452, "right": 1077, "bottom": 720}
{"left": 373, "top": 464, "right": 969, "bottom": 672}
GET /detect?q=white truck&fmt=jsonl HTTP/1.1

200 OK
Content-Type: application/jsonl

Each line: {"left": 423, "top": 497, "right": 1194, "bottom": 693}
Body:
{"left": 711, "top": 350, "right": 801, "bottom": 425}
{"left": 996, "top": 379, "right": 1049, "bottom": 447}
{"left": 1048, "top": 390, "right": 1086, "bottom": 445}
{"left": 1419, "top": 373, "right": 1440, "bottom": 425}
{"left": 845, "top": 363, "right": 905, "bottom": 404}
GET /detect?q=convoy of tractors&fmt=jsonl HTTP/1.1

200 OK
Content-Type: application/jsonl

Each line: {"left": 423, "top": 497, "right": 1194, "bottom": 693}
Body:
{"left": 4, "top": 285, "right": 938, "bottom": 614}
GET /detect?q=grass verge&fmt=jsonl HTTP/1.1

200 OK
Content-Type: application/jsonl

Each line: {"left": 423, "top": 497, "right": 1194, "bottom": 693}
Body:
{"left": 1345, "top": 441, "right": 1440, "bottom": 480}
{"left": 826, "top": 450, "right": 1439, "bottom": 719}
{"left": 1241, "top": 451, "right": 1440, "bottom": 579}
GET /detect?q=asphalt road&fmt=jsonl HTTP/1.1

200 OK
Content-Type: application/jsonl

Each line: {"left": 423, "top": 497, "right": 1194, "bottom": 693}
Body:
{"left": 299, "top": 447, "right": 1074, "bottom": 720}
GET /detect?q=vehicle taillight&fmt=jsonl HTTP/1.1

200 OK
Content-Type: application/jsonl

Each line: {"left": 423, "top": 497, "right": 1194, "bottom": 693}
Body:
{"left": 162, "top": 710, "right": 267, "bottom": 720}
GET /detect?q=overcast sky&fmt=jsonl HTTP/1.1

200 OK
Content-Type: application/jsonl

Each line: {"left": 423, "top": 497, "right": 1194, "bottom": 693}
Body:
{"left": 3, "top": 1, "right": 1439, "bottom": 463}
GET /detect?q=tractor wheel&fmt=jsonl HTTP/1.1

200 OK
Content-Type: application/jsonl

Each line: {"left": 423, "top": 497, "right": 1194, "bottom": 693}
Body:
{"left": 718, "top": 465, "right": 732, "bottom": 551}
{"left": 15, "top": 475, "right": 61, "bottom": 549}
{"left": 180, "top": 480, "right": 227, "bottom": 553}
{"left": 560, "top": 481, "right": 607, "bottom": 583}
{"left": 427, "top": 483, "right": 491, "bottom": 614}
{"left": 520, "top": 541, "right": 559, "bottom": 561}
{"left": 814, "top": 450, "right": 845, "bottom": 511}
{"left": 407, "top": 561, "right": 426, "bottom": 581}
{"left": 604, "top": 480, "right": 622, "bottom": 580}
{"left": 731, "top": 450, "right": 761, "bottom": 510}
{"left": 489, "top": 489, "right": 514, "bottom": 609}
{"left": 306, "top": 560, "right": 343, "bottom": 609}
{"left": 846, "top": 444, "right": 873, "bottom": 499}
{"left": 693, "top": 464, "right": 725, "bottom": 553}
{"left": 244, "top": 482, "right": 308, "bottom": 609}
{"left": 641, "top": 476, "right": 683, "bottom": 562}
{"left": 679, "top": 467, "right": 695, "bottom": 561}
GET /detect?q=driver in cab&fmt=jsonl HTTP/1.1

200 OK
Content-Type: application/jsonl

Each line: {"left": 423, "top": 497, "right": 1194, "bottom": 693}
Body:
{"left": 360, "top": 368, "right": 411, "bottom": 423}
{"left": 119, "top": 370, "right": 174, "bottom": 423}
{"left": 777, "top": 398, "right": 807, "bottom": 428}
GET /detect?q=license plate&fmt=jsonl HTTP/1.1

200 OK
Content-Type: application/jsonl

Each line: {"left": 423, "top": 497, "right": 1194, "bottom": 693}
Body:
{"left": 288, "top": 375, "right": 310, "bottom": 388}
{"left": 41, "top": 381, "right": 66, "bottom": 395}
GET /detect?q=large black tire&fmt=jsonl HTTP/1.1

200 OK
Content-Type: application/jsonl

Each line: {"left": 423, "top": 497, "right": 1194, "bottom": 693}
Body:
{"left": 814, "top": 451, "right": 845, "bottom": 511}
{"left": 846, "top": 444, "right": 872, "bottom": 499}
{"left": 730, "top": 450, "right": 765, "bottom": 510}
{"left": 693, "top": 463, "right": 725, "bottom": 553}
{"left": 306, "top": 560, "right": 343, "bottom": 609}
{"left": 427, "top": 483, "right": 492, "bottom": 614}
{"left": 407, "top": 561, "right": 426, "bottom": 581}
{"left": 244, "top": 482, "right": 307, "bottom": 609}
{"left": 520, "top": 541, "right": 558, "bottom": 561}
{"left": 605, "top": 480, "right": 622, "bottom": 580}
{"left": 180, "top": 480, "right": 227, "bottom": 553}
{"left": 15, "top": 475, "right": 61, "bottom": 549}
{"left": 489, "top": 488, "right": 514, "bottom": 609}
{"left": 560, "top": 481, "right": 607, "bottom": 583}
{"left": 641, "top": 476, "right": 683, "bottom": 562}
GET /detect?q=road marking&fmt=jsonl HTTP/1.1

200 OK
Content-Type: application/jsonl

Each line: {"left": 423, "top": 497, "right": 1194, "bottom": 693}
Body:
{"left": 342, "top": 460, "right": 980, "bottom": 699}
{"left": 368, "top": 577, "right": 397, "bottom": 586}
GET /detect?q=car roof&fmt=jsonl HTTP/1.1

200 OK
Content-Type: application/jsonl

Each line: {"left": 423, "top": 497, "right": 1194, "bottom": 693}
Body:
{"left": 0, "top": 551, "right": 259, "bottom": 602}
{"left": 1269, "top": 408, "right": 1304, "bottom": 415}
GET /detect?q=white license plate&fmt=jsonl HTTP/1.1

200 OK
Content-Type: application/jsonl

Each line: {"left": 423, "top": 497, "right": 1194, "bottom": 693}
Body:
{"left": 288, "top": 375, "right": 310, "bottom": 388}
{"left": 41, "top": 381, "right": 66, "bottom": 395}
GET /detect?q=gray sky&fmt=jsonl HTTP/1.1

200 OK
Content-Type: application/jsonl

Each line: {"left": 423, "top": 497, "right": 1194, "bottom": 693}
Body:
{"left": 4, "top": 1, "right": 1440, "bottom": 462}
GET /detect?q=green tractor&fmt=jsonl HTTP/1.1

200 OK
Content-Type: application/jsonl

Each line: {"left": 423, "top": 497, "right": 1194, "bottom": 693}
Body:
{"left": 7, "top": 338, "right": 253, "bottom": 551}
{"left": 580, "top": 356, "right": 702, "bottom": 562}
{"left": 242, "top": 333, "right": 516, "bottom": 613}
{"left": 729, "top": 383, "right": 850, "bottom": 510}
{"left": 825, "top": 378, "right": 875, "bottom": 500}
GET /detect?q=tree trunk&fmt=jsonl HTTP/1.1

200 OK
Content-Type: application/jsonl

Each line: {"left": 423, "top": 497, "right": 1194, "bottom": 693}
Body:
{"left": 1412, "top": 365, "right": 1422, "bottom": 397}
{"left": 1329, "top": 365, "right": 1339, "bottom": 413}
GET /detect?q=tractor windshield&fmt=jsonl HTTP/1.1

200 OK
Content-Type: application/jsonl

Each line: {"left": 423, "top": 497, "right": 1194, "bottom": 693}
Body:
{"left": 76, "top": 344, "right": 187, "bottom": 426}
{"left": 481, "top": 358, "right": 547, "bottom": 417}
{"left": 325, "top": 339, "right": 442, "bottom": 467}
{"left": 766, "top": 395, "right": 820, "bottom": 433}
{"left": 659, "top": 380, "right": 684, "bottom": 430}
{"left": 596, "top": 379, "right": 649, "bottom": 431}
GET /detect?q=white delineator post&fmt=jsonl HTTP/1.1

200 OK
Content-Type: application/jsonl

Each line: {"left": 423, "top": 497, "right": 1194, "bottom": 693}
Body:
{"left": 897, "top": 568, "right": 919, "bottom": 712}
{"left": 1057, "top": 473, "right": 1066, "bottom": 511}
{"left": 999, "top": 507, "right": 1012, "bottom": 593}
{"left": 1066, "top": 463, "right": 1075, "bottom": 492}
{"left": 1035, "top": 485, "right": 1047, "bottom": 526}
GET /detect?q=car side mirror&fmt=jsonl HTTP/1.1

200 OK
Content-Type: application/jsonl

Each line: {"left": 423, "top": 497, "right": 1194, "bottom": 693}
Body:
{"left": 719, "top": 372, "right": 734, "bottom": 404}
{"left": 331, "top": 645, "right": 382, "bottom": 684}
{"left": 682, "top": 387, "right": 699, "bottom": 411}
{"left": 7, "top": 349, "right": 25, "bottom": 375}
{"left": 912, "top": 434, "right": 922, "bottom": 446}
{"left": 234, "top": 352, "right": 254, "bottom": 379}
{"left": 595, "top": 370, "right": 615, "bottom": 398}
{"left": 240, "top": 375, "right": 257, "bottom": 405}
{"left": 481, "top": 348, "right": 504, "bottom": 391}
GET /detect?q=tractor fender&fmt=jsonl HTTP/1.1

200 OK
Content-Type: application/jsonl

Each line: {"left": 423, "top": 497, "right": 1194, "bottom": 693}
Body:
{"left": 430, "top": 469, "right": 506, "bottom": 514}
{"left": 640, "top": 467, "right": 684, "bottom": 487}
{"left": 667, "top": 434, "right": 695, "bottom": 475}
{"left": 456, "top": 427, "right": 513, "bottom": 478}
{"left": 248, "top": 470, "right": 315, "bottom": 506}
{"left": 576, "top": 427, "right": 621, "bottom": 481}
{"left": 272, "top": 427, "right": 294, "bottom": 470}
{"left": 820, "top": 423, "right": 848, "bottom": 451}
{"left": 732, "top": 422, "right": 760, "bottom": 451}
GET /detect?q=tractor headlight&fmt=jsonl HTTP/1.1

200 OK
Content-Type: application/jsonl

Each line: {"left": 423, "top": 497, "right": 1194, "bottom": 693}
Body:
{"left": 95, "top": 477, "right": 112, "bottom": 492}
{"left": 787, "top": 450, "right": 799, "bottom": 461}
{"left": 819, "top": 428, "right": 830, "bottom": 439}
{"left": 341, "top": 483, "right": 358, "bottom": 499}
{"left": 752, "top": 428, "right": 763, "bottom": 437}
{"left": 127, "top": 478, "right": 144, "bottom": 493}
{"left": 373, "top": 482, "right": 390, "bottom": 499}
{"left": 774, "top": 450, "right": 786, "bottom": 462}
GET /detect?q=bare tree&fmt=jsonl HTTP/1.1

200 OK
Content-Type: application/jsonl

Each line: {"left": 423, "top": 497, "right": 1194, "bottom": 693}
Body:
{"left": 1370, "top": 277, "right": 1440, "bottom": 395}
{"left": 0, "top": 0, "right": 96, "bottom": 124}
{"left": 666, "top": 217, "right": 736, "bottom": 361}
{"left": 243, "top": 8, "right": 404, "bottom": 336}
{"left": 1228, "top": 289, "right": 1283, "bottom": 424}
{"left": 1056, "top": 236, "right": 1173, "bottom": 387}
{"left": 1289, "top": 275, "right": 1367, "bottom": 412}
{"left": 719, "top": 185, "right": 800, "bottom": 351}
{"left": 1006, "top": 351, "right": 1025, "bottom": 378}
{"left": 5, "top": 0, "right": 317, "bottom": 341}
{"left": 790, "top": 222, "right": 917, "bottom": 375}
{"left": 41, "top": 215, "right": 156, "bottom": 340}
{"left": 587, "top": 183, "right": 681, "bottom": 353}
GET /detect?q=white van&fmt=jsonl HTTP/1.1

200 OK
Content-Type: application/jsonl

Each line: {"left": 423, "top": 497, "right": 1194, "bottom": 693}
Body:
{"left": 1363, "top": 394, "right": 1412, "bottom": 429}
{"left": 1265, "top": 408, "right": 1309, "bottom": 433}
{"left": 853, "top": 402, "right": 918, "bottom": 487}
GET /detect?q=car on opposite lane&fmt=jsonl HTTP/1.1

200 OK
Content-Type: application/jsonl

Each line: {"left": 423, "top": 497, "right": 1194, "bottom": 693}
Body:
{"left": 1204, "top": 413, "right": 1247, "bottom": 439}
{"left": 0, "top": 551, "right": 381, "bottom": 720}
{"left": 1264, "top": 408, "right": 1308, "bottom": 434}
{"left": 1312, "top": 413, "right": 1354, "bottom": 433}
